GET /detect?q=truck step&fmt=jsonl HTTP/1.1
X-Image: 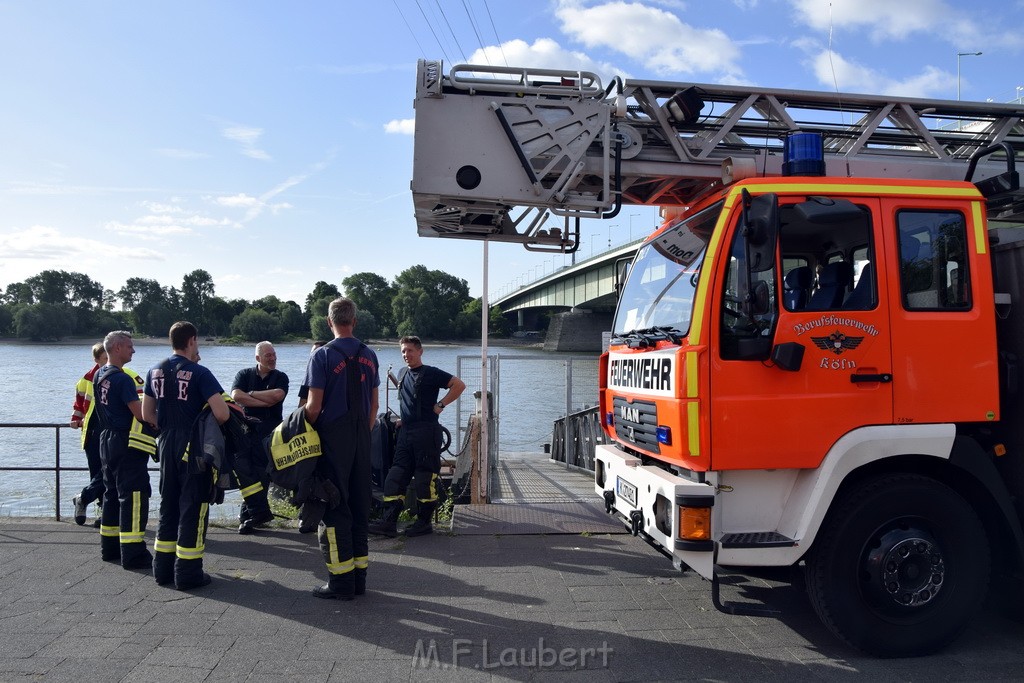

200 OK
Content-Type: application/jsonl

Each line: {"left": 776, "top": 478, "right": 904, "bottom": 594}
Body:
{"left": 720, "top": 531, "right": 795, "bottom": 548}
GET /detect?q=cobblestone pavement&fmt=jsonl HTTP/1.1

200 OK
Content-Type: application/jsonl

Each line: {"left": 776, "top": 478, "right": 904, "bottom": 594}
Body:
{"left": 2, "top": 518, "right": 1023, "bottom": 682}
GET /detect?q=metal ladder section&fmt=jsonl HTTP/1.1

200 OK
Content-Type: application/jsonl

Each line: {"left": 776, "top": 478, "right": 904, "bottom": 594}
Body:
{"left": 411, "top": 59, "right": 1024, "bottom": 247}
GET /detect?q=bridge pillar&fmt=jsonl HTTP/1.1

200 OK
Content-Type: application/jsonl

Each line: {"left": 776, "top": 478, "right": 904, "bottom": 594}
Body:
{"left": 517, "top": 309, "right": 524, "bottom": 330}
{"left": 543, "top": 309, "right": 612, "bottom": 353}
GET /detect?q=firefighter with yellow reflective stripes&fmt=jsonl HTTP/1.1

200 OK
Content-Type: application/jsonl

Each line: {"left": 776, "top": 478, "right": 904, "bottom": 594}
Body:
{"left": 303, "top": 298, "right": 379, "bottom": 600}
{"left": 369, "top": 335, "right": 464, "bottom": 538}
{"left": 230, "top": 341, "right": 288, "bottom": 534}
{"left": 142, "top": 322, "right": 229, "bottom": 591}
{"left": 70, "top": 342, "right": 108, "bottom": 527}
{"left": 93, "top": 330, "right": 155, "bottom": 570}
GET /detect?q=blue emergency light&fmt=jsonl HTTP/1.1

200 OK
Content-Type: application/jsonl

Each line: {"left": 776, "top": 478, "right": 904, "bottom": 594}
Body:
{"left": 783, "top": 132, "right": 825, "bottom": 177}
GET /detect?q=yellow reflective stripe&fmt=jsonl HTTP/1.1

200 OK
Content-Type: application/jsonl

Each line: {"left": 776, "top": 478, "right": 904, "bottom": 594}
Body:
{"left": 240, "top": 482, "right": 264, "bottom": 498}
{"left": 181, "top": 443, "right": 189, "bottom": 463}
{"left": 196, "top": 502, "right": 208, "bottom": 552}
{"left": 972, "top": 201, "right": 987, "bottom": 255}
{"left": 130, "top": 491, "right": 143, "bottom": 535}
{"left": 176, "top": 546, "right": 204, "bottom": 560}
{"left": 100, "top": 524, "right": 119, "bottom": 538}
{"left": 354, "top": 555, "right": 368, "bottom": 569}
{"left": 120, "top": 531, "right": 145, "bottom": 543}
{"left": 687, "top": 401, "right": 700, "bottom": 457}
{"left": 154, "top": 539, "right": 176, "bottom": 554}
{"left": 324, "top": 525, "right": 355, "bottom": 574}
{"left": 685, "top": 351, "right": 699, "bottom": 399}
{"left": 382, "top": 495, "right": 404, "bottom": 503}
{"left": 419, "top": 474, "right": 439, "bottom": 503}
{"left": 746, "top": 181, "right": 982, "bottom": 199}
{"left": 689, "top": 191, "right": 736, "bottom": 346}
{"left": 327, "top": 558, "right": 355, "bottom": 575}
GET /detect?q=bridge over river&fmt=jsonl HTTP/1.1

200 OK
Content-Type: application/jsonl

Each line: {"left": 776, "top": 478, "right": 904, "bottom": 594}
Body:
{"left": 490, "top": 238, "right": 643, "bottom": 352}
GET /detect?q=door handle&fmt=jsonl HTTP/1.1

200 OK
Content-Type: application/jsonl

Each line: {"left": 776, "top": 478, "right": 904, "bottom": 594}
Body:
{"left": 851, "top": 373, "right": 892, "bottom": 384}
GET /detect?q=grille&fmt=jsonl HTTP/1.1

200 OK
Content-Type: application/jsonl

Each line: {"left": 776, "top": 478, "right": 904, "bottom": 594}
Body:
{"left": 611, "top": 397, "right": 660, "bottom": 454}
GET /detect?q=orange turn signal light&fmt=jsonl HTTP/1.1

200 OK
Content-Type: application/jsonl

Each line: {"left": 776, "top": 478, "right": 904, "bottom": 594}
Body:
{"left": 678, "top": 506, "right": 711, "bottom": 541}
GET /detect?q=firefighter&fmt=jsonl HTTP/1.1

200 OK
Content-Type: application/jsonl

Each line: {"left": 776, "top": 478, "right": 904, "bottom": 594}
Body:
{"left": 230, "top": 341, "right": 288, "bottom": 534}
{"left": 303, "top": 298, "right": 379, "bottom": 600}
{"left": 93, "top": 331, "right": 154, "bottom": 569}
{"left": 142, "top": 321, "right": 229, "bottom": 591}
{"left": 70, "top": 342, "right": 108, "bottom": 527}
{"left": 369, "top": 335, "right": 465, "bottom": 538}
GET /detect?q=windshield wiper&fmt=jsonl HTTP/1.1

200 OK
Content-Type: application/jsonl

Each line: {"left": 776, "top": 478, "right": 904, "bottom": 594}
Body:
{"left": 612, "top": 326, "right": 684, "bottom": 348}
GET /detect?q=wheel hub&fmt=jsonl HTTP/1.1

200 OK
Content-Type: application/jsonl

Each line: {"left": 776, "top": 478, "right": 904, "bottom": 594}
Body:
{"left": 864, "top": 528, "right": 945, "bottom": 609}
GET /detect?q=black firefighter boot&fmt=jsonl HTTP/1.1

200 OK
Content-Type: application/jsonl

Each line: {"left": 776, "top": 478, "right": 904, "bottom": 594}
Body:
{"left": 354, "top": 567, "right": 367, "bottom": 596}
{"left": 313, "top": 571, "right": 355, "bottom": 601}
{"left": 367, "top": 500, "right": 402, "bottom": 538}
{"left": 404, "top": 501, "right": 436, "bottom": 537}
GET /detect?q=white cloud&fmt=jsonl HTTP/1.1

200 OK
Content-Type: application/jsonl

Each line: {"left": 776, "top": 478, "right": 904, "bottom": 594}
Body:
{"left": 216, "top": 193, "right": 262, "bottom": 209}
{"left": 554, "top": 0, "right": 744, "bottom": 79}
{"left": 789, "top": 0, "right": 1023, "bottom": 48}
{"left": 384, "top": 118, "right": 415, "bottom": 135}
{"left": 808, "top": 50, "right": 955, "bottom": 98}
{"left": 0, "top": 225, "right": 163, "bottom": 262}
{"left": 221, "top": 124, "right": 271, "bottom": 161}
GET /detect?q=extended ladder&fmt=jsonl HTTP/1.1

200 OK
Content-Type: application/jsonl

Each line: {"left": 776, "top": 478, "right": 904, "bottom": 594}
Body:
{"left": 411, "top": 60, "right": 1024, "bottom": 250}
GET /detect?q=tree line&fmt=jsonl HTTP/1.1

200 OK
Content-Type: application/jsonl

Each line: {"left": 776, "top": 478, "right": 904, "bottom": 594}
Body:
{"left": 0, "top": 267, "right": 510, "bottom": 342}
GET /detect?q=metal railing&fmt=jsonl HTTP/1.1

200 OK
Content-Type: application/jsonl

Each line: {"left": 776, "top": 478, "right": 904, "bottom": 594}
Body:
{"left": 0, "top": 423, "right": 158, "bottom": 521}
{"left": 1, "top": 423, "right": 74, "bottom": 521}
{"left": 550, "top": 406, "right": 607, "bottom": 472}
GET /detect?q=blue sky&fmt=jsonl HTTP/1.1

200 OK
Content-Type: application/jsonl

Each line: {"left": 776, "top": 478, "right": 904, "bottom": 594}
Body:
{"left": 1, "top": 0, "right": 1022, "bottom": 307}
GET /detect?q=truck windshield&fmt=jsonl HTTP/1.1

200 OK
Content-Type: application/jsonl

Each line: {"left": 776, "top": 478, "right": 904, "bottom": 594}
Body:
{"left": 613, "top": 201, "right": 722, "bottom": 340}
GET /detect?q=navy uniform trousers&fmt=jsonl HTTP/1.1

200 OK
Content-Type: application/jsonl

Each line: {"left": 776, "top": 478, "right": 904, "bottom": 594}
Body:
{"left": 318, "top": 410, "right": 371, "bottom": 593}
{"left": 98, "top": 429, "right": 151, "bottom": 566}
{"left": 153, "top": 429, "right": 213, "bottom": 587}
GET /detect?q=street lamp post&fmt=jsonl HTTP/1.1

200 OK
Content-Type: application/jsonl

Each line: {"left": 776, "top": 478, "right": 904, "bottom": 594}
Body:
{"left": 590, "top": 232, "right": 600, "bottom": 257}
{"left": 629, "top": 213, "right": 641, "bottom": 240}
{"left": 608, "top": 224, "right": 617, "bottom": 249}
{"left": 1017, "top": 86, "right": 1024, "bottom": 104}
{"left": 956, "top": 51, "right": 982, "bottom": 101}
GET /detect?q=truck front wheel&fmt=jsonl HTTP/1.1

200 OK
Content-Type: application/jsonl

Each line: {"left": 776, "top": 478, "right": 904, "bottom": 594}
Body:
{"left": 805, "top": 473, "right": 990, "bottom": 657}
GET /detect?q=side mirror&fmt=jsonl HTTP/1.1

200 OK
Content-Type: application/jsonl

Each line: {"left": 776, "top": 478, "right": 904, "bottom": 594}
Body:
{"left": 614, "top": 257, "right": 632, "bottom": 296}
{"left": 743, "top": 191, "right": 779, "bottom": 273}
{"left": 751, "top": 281, "right": 771, "bottom": 316}
{"left": 771, "top": 342, "right": 805, "bottom": 371}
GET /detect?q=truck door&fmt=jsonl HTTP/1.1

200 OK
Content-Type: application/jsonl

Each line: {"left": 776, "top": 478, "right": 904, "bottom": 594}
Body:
{"left": 885, "top": 199, "right": 999, "bottom": 424}
{"left": 710, "top": 195, "right": 893, "bottom": 471}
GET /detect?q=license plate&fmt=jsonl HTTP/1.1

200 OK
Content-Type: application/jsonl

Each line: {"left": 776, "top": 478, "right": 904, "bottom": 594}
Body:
{"left": 616, "top": 477, "right": 637, "bottom": 508}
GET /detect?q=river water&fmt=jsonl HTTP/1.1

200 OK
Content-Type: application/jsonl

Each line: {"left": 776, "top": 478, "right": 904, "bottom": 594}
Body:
{"left": 0, "top": 341, "right": 598, "bottom": 518}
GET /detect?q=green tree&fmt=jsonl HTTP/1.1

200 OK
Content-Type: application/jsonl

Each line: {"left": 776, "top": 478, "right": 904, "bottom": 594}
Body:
{"left": 278, "top": 301, "right": 306, "bottom": 336}
{"left": 133, "top": 300, "right": 178, "bottom": 337}
{"left": 355, "top": 308, "right": 379, "bottom": 339}
{"left": 14, "top": 303, "right": 66, "bottom": 341}
{"left": 305, "top": 281, "right": 340, "bottom": 316}
{"left": 343, "top": 272, "right": 394, "bottom": 334}
{"left": 391, "top": 266, "right": 470, "bottom": 339}
{"left": 118, "top": 277, "right": 165, "bottom": 311}
{"left": 231, "top": 308, "right": 281, "bottom": 342}
{"left": 252, "top": 295, "right": 282, "bottom": 313}
{"left": 22, "top": 270, "right": 104, "bottom": 309}
{"left": 181, "top": 269, "right": 215, "bottom": 331}
{"left": 205, "top": 297, "right": 236, "bottom": 336}
{"left": 0, "top": 305, "right": 13, "bottom": 336}
{"left": 2, "top": 282, "right": 33, "bottom": 306}
{"left": 309, "top": 315, "right": 330, "bottom": 341}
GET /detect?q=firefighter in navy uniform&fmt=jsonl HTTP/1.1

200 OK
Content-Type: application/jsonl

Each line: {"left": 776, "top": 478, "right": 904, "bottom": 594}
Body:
{"left": 230, "top": 340, "right": 288, "bottom": 534}
{"left": 142, "top": 321, "right": 229, "bottom": 591}
{"left": 369, "top": 335, "right": 465, "bottom": 538}
{"left": 93, "top": 331, "right": 155, "bottom": 569}
{"left": 70, "top": 342, "right": 108, "bottom": 527}
{"left": 304, "top": 298, "right": 379, "bottom": 600}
